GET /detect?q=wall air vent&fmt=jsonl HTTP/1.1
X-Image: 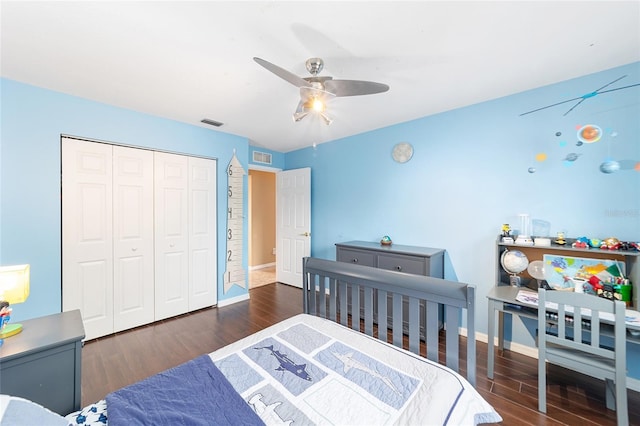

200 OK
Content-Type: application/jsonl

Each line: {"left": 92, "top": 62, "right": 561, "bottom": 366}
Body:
{"left": 252, "top": 151, "right": 272, "bottom": 165}
{"left": 200, "top": 118, "right": 224, "bottom": 127}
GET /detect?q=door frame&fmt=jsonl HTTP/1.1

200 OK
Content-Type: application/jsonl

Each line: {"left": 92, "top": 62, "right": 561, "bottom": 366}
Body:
{"left": 247, "top": 164, "right": 281, "bottom": 287}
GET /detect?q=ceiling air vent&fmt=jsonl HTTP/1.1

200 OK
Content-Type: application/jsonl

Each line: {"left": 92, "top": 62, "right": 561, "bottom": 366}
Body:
{"left": 252, "top": 151, "right": 272, "bottom": 165}
{"left": 200, "top": 118, "right": 224, "bottom": 127}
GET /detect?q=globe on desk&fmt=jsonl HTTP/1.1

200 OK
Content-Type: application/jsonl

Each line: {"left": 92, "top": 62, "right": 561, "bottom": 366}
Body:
{"left": 500, "top": 249, "right": 529, "bottom": 287}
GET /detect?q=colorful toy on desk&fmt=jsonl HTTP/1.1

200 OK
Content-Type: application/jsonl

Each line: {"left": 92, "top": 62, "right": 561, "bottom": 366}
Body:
{"left": 600, "top": 237, "right": 621, "bottom": 250}
{"left": 501, "top": 224, "right": 514, "bottom": 243}
{"left": 589, "top": 238, "right": 601, "bottom": 248}
{"left": 582, "top": 282, "right": 597, "bottom": 295}
{"left": 571, "top": 236, "right": 590, "bottom": 249}
{"left": 619, "top": 241, "right": 640, "bottom": 252}
{"left": 555, "top": 232, "right": 566, "bottom": 245}
{"left": 598, "top": 283, "right": 616, "bottom": 300}
{"left": 588, "top": 275, "right": 602, "bottom": 288}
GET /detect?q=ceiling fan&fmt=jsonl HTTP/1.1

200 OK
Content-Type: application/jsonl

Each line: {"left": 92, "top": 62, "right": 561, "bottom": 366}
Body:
{"left": 254, "top": 57, "right": 389, "bottom": 124}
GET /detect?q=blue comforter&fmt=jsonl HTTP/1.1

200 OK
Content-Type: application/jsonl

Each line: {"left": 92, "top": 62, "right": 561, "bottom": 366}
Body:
{"left": 106, "top": 354, "right": 264, "bottom": 426}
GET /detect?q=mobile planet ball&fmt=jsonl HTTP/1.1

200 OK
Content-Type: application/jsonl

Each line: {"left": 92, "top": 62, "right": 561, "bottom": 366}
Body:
{"left": 600, "top": 160, "right": 620, "bottom": 174}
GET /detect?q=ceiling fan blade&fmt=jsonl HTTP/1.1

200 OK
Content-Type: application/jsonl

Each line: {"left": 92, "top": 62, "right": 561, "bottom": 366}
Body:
{"left": 254, "top": 57, "right": 312, "bottom": 88}
{"left": 323, "top": 79, "right": 389, "bottom": 97}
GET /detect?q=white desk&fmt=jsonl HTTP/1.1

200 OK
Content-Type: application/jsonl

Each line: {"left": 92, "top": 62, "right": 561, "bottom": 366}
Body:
{"left": 486, "top": 286, "right": 640, "bottom": 379}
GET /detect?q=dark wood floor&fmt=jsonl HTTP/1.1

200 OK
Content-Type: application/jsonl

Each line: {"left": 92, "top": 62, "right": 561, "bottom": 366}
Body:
{"left": 82, "top": 283, "right": 640, "bottom": 425}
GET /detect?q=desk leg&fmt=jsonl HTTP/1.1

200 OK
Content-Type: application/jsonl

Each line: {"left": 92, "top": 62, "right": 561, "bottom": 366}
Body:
{"left": 498, "top": 310, "right": 505, "bottom": 352}
{"left": 487, "top": 299, "right": 496, "bottom": 379}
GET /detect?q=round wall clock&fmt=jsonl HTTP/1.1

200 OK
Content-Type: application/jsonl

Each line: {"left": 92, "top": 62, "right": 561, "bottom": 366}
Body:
{"left": 392, "top": 142, "right": 414, "bottom": 163}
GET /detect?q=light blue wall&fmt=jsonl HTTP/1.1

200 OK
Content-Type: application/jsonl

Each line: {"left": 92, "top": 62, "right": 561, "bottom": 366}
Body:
{"left": 2, "top": 62, "right": 639, "bottom": 375}
{"left": 285, "top": 61, "right": 640, "bottom": 375}
{"left": 0, "top": 78, "right": 251, "bottom": 321}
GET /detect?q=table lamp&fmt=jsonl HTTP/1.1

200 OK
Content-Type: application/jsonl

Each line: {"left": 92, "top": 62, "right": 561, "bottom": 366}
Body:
{"left": 0, "top": 264, "right": 30, "bottom": 339}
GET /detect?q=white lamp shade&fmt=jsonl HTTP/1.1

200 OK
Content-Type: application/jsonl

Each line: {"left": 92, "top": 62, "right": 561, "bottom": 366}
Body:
{"left": 0, "top": 264, "right": 30, "bottom": 304}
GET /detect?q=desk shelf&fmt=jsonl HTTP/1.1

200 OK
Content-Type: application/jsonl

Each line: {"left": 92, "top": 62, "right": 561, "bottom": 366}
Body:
{"left": 496, "top": 236, "right": 639, "bottom": 308}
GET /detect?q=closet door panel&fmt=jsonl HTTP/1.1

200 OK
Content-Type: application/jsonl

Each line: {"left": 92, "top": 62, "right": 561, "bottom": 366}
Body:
{"left": 113, "top": 146, "right": 154, "bottom": 332}
{"left": 154, "top": 152, "right": 189, "bottom": 320}
{"left": 62, "top": 138, "right": 114, "bottom": 340}
{"left": 188, "top": 157, "right": 217, "bottom": 310}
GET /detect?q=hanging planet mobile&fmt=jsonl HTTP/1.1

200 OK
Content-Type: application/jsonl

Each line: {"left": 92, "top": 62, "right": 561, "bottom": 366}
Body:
{"left": 520, "top": 75, "right": 639, "bottom": 116}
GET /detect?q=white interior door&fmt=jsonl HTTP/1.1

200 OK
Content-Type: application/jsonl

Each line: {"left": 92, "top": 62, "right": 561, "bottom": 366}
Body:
{"left": 276, "top": 168, "right": 311, "bottom": 287}
{"left": 154, "top": 152, "right": 189, "bottom": 320}
{"left": 113, "top": 146, "right": 155, "bottom": 332}
{"left": 188, "top": 156, "right": 217, "bottom": 310}
{"left": 62, "top": 138, "right": 114, "bottom": 340}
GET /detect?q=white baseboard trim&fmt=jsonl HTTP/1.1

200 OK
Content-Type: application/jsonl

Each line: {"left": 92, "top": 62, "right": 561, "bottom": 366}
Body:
{"left": 460, "top": 328, "right": 640, "bottom": 392}
{"left": 249, "top": 262, "right": 276, "bottom": 271}
{"left": 217, "top": 293, "right": 250, "bottom": 307}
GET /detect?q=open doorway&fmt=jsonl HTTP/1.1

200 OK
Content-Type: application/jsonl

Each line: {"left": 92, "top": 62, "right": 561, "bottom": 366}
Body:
{"left": 248, "top": 168, "right": 276, "bottom": 288}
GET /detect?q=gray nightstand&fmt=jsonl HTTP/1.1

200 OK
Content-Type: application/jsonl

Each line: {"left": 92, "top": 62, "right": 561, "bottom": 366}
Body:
{"left": 0, "top": 309, "right": 85, "bottom": 415}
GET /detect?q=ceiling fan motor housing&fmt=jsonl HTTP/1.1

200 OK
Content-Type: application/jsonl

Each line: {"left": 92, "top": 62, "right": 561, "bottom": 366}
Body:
{"left": 305, "top": 58, "right": 324, "bottom": 76}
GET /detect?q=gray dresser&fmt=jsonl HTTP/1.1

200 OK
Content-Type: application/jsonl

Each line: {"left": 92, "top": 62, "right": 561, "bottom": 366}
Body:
{"left": 336, "top": 240, "right": 444, "bottom": 277}
{"left": 0, "top": 309, "right": 85, "bottom": 415}
{"left": 335, "top": 241, "right": 445, "bottom": 335}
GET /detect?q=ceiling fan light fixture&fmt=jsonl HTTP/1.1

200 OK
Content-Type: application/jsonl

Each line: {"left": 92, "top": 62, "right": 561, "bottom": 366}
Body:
{"left": 293, "top": 111, "right": 309, "bottom": 122}
{"left": 311, "top": 98, "right": 324, "bottom": 112}
{"left": 319, "top": 112, "right": 333, "bottom": 125}
{"left": 293, "top": 99, "right": 331, "bottom": 125}
{"left": 255, "top": 56, "right": 388, "bottom": 127}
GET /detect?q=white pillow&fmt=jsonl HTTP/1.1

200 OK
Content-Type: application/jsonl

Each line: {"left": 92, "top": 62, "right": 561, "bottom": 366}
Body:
{"left": 0, "top": 394, "right": 68, "bottom": 426}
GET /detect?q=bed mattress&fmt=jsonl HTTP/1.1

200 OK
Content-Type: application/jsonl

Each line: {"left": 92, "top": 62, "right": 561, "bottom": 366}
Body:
{"left": 61, "top": 313, "right": 500, "bottom": 425}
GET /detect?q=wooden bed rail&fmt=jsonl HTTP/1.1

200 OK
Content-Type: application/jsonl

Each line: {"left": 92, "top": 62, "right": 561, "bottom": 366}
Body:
{"left": 302, "top": 256, "right": 477, "bottom": 386}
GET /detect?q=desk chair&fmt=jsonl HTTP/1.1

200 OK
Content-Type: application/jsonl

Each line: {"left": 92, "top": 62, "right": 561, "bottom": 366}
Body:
{"left": 537, "top": 288, "right": 627, "bottom": 425}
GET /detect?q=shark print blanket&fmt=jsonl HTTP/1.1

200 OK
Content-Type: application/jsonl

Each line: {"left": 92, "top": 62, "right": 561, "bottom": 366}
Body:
{"left": 65, "top": 314, "right": 501, "bottom": 426}
{"left": 211, "top": 314, "right": 502, "bottom": 425}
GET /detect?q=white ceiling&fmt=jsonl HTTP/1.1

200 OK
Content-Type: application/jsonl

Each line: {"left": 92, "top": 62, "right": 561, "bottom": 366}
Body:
{"left": 2, "top": 1, "right": 639, "bottom": 153}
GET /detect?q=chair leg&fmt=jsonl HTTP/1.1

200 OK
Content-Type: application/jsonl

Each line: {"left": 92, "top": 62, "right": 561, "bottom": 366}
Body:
{"left": 605, "top": 378, "right": 615, "bottom": 411}
{"left": 538, "top": 359, "right": 546, "bottom": 413}
{"left": 615, "top": 378, "right": 628, "bottom": 426}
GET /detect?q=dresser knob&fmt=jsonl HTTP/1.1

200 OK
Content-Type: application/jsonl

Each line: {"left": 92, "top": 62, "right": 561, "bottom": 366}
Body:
{"left": 396, "top": 266, "right": 402, "bottom": 271}
{"left": 352, "top": 258, "right": 358, "bottom": 263}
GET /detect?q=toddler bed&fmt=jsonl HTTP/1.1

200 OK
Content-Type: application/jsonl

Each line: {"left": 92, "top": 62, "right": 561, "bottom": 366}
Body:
{"left": 1, "top": 257, "right": 501, "bottom": 425}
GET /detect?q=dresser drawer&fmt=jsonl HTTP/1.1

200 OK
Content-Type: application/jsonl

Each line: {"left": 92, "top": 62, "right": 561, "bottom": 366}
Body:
{"left": 336, "top": 248, "right": 375, "bottom": 267}
{"left": 378, "top": 254, "right": 426, "bottom": 275}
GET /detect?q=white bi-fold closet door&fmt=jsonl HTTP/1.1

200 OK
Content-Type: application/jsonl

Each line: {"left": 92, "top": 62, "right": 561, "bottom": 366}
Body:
{"left": 62, "top": 137, "right": 217, "bottom": 340}
{"left": 153, "top": 151, "right": 219, "bottom": 320}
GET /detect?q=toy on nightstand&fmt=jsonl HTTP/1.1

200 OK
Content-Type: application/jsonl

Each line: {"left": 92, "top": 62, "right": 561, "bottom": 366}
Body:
{"left": 380, "top": 235, "right": 393, "bottom": 246}
{"left": 0, "top": 301, "right": 11, "bottom": 346}
{"left": 0, "top": 301, "right": 9, "bottom": 347}
{"left": 0, "top": 301, "right": 11, "bottom": 330}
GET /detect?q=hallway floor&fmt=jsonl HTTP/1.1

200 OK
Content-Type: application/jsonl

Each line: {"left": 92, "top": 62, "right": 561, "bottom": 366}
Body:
{"left": 249, "top": 265, "right": 276, "bottom": 288}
